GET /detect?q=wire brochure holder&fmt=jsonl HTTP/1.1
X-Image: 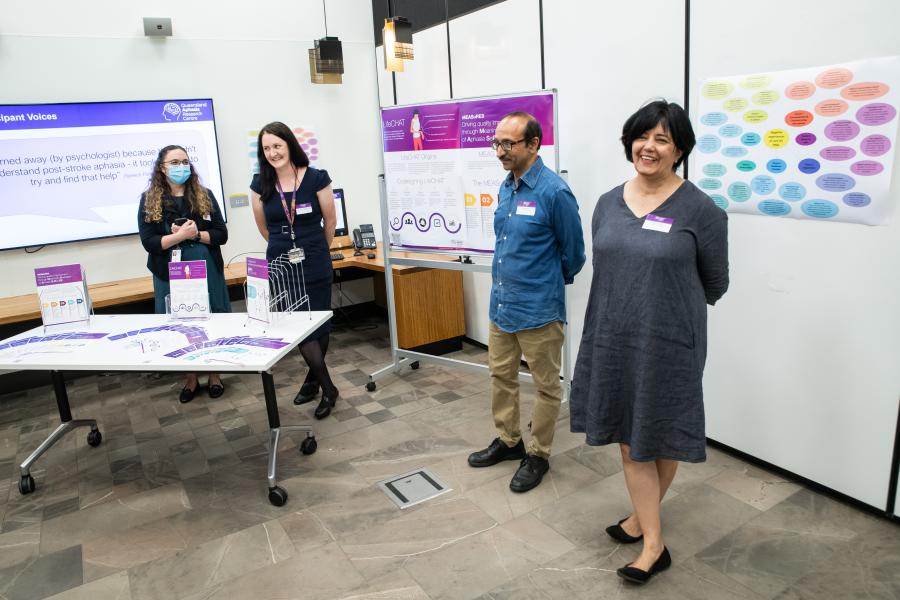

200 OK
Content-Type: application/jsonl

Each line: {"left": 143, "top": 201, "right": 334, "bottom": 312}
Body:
{"left": 244, "top": 251, "right": 313, "bottom": 331}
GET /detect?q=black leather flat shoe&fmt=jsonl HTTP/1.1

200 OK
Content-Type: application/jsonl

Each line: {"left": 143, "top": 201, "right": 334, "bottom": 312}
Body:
{"left": 314, "top": 391, "right": 338, "bottom": 419}
{"left": 509, "top": 454, "right": 550, "bottom": 493}
{"left": 208, "top": 383, "right": 225, "bottom": 399}
{"left": 179, "top": 386, "right": 196, "bottom": 404}
{"left": 293, "top": 382, "right": 320, "bottom": 405}
{"left": 617, "top": 547, "right": 671, "bottom": 584}
{"left": 606, "top": 517, "right": 643, "bottom": 544}
{"left": 467, "top": 438, "right": 526, "bottom": 468}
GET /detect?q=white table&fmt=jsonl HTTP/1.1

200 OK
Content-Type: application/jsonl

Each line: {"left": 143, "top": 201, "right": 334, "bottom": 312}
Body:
{"left": 0, "top": 312, "right": 331, "bottom": 506}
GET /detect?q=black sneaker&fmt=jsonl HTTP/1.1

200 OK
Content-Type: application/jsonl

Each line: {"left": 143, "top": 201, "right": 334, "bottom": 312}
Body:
{"left": 467, "top": 437, "right": 526, "bottom": 468}
{"left": 509, "top": 455, "right": 550, "bottom": 493}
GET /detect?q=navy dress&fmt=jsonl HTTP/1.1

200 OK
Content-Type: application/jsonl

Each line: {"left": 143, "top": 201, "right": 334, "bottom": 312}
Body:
{"left": 570, "top": 181, "right": 729, "bottom": 463}
{"left": 251, "top": 168, "right": 332, "bottom": 339}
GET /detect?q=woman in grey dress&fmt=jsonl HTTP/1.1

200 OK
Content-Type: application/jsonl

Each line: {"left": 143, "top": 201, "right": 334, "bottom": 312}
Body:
{"left": 570, "top": 101, "right": 729, "bottom": 584}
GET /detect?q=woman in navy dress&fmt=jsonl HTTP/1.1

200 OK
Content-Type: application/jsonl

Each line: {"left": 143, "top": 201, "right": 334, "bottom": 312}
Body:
{"left": 250, "top": 121, "right": 339, "bottom": 419}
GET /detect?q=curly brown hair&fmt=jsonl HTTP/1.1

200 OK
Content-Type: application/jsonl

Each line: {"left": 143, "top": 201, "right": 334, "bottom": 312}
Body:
{"left": 143, "top": 145, "right": 211, "bottom": 222}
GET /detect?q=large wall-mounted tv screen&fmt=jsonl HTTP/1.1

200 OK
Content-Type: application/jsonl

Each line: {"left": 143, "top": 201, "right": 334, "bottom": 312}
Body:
{"left": 0, "top": 99, "right": 225, "bottom": 251}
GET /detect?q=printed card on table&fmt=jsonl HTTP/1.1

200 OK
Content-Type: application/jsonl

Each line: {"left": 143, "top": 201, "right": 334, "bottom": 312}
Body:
{"left": 168, "top": 260, "right": 209, "bottom": 320}
{"left": 34, "top": 263, "right": 91, "bottom": 327}
{"left": 246, "top": 257, "right": 270, "bottom": 322}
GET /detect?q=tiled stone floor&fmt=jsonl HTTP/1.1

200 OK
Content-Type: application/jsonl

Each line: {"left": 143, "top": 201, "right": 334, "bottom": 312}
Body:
{"left": 0, "top": 315, "right": 898, "bottom": 599}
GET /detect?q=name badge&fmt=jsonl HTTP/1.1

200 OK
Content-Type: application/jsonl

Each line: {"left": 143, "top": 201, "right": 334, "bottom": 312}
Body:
{"left": 296, "top": 203, "right": 313, "bottom": 215}
{"left": 202, "top": 214, "right": 211, "bottom": 221}
{"left": 515, "top": 200, "right": 536, "bottom": 216}
{"left": 642, "top": 214, "right": 673, "bottom": 233}
{"left": 171, "top": 248, "right": 181, "bottom": 262}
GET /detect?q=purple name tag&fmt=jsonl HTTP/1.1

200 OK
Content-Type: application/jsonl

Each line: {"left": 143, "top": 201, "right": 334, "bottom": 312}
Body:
{"left": 246, "top": 257, "right": 268, "bottom": 279}
{"left": 642, "top": 214, "right": 674, "bottom": 233}
{"left": 168, "top": 260, "right": 207, "bottom": 280}
{"left": 515, "top": 200, "right": 536, "bottom": 215}
{"left": 35, "top": 264, "right": 82, "bottom": 286}
{"left": 296, "top": 202, "right": 313, "bottom": 214}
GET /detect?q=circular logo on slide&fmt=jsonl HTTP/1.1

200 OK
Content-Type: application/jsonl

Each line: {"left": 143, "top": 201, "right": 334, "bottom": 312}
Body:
{"left": 162, "top": 103, "right": 182, "bottom": 121}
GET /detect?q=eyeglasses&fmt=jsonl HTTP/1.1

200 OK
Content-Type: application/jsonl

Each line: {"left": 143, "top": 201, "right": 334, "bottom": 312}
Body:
{"left": 490, "top": 138, "right": 527, "bottom": 151}
{"left": 165, "top": 159, "right": 191, "bottom": 167}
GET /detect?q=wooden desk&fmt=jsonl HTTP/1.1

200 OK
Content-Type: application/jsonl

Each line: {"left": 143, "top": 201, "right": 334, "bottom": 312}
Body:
{"left": 0, "top": 244, "right": 466, "bottom": 350}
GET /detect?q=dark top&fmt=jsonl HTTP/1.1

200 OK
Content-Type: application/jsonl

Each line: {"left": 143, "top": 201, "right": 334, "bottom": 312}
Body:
{"left": 137, "top": 188, "right": 227, "bottom": 281}
{"left": 569, "top": 180, "right": 729, "bottom": 463}
{"left": 251, "top": 167, "right": 333, "bottom": 284}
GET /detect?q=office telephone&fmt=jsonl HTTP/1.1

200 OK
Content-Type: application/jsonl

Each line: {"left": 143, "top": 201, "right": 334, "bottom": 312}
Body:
{"left": 352, "top": 223, "right": 377, "bottom": 255}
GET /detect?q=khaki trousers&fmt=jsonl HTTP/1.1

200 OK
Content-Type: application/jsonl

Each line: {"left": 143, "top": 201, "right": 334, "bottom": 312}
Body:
{"left": 489, "top": 320, "right": 564, "bottom": 459}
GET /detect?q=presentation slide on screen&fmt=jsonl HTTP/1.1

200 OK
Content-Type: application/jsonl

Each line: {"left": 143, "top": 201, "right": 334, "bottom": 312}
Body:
{"left": 381, "top": 92, "right": 556, "bottom": 253}
{"left": 0, "top": 99, "right": 225, "bottom": 250}
{"left": 694, "top": 56, "right": 899, "bottom": 225}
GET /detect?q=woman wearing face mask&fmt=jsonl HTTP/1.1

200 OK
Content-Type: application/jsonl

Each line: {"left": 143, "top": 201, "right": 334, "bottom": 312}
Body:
{"left": 138, "top": 145, "right": 231, "bottom": 403}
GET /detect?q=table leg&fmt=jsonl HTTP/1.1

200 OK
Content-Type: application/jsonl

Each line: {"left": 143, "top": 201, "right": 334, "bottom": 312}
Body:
{"left": 18, "top": 370, "right": 102, "bottom": 495}
{"left": 260, "top": 370, "right": 317, "bottom": 507}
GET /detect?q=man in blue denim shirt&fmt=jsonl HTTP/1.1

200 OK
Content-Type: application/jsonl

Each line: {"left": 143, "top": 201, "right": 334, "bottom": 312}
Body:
{"left": 467, "top": 112, "right": 585, "bottom": 492}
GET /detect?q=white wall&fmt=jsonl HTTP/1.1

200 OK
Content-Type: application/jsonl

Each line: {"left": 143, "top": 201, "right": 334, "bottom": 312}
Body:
{"left": 0, "top": 0, "right": 383, "bottom": 307}
{"left": 691, "top": 0, "right": 900, "bottom": 509}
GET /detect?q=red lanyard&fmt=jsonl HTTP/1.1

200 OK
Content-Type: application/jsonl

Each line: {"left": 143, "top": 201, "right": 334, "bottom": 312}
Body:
{"left": 275, "top": 175, "right": 300, "bottom": 240}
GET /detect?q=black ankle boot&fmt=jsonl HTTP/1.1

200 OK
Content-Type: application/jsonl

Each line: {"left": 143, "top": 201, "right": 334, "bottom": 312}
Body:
{"left": 314, "top": 390, "right": 338, "bottom": 419}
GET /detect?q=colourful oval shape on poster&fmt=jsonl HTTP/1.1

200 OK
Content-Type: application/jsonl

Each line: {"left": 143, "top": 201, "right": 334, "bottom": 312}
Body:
{"left": 784, "top": 110, "right": 813, "bottom": 127}
{"left": 701, "top": 112, "right": 728, "bottom": 126}
{"left": 840, "top": 82, "right": 889, "bottom": 101}
{"left": 724, "top": 98, "right": 749, "bottom": 112}
{"left": 719, "top": 124, "right": 742, "bottom": 137}
{"left": 702, "top": 81, "right": 734, "bottom": 99}
{"left": 842, "top": 192, "right": 871, "bottom": 207}
{"left": 722, "top": 146, "right": 749, "bottom": 158}
{"left": 698, "top": 178, "right": 722, "bottom": 190}
{"left": 814, "top": 99, "right": 848, "bottom": 117}
{"left": 710, "top": 194, "right": 728, "bottom": 210}
{"left": 740, "top": 75, "right": 772, "bottom": 89}
{"left": 856, "top": 103, "right": 896, "bottom": 126}
{"left": 795, "top": 132, "right": 817, "bottom": 146}
{"left": 736, "top": 160, "right": 757, "bottom": 172}
{"left": 741, "top": 132, "right": 761, "bottom": 146}
{"left": 764, "top": 129, "right": 789, "bottom": 148}
{"left": 697, "top": 135, "right": 721, "bottom": 153}
{"left": 815, "top": 67, "right": 853, "bottom": 89}
{"left": 824, "top": 120, "right": 860, "bottom": 142}
{"left": 785, "top": 81, "right": 816, "bottom": 100}
{"left": 850, "top": 160, "right": 884, "bottom": 176}
{"left": 728, "top": 182, "right": 752, "bottom": 201}
{"left": 766, "top": 159, "right": 787, "bottom": 173}
{"left": 798, "top": 158, "right": 821, "bottom": 174}
{"left": 860, "top": 134, "right": 891, "bottom": 157}
{"left": 819, "top": 146, "right": 857, "bottom": 161}
{"left": 758, "top": 200, "right": 792, "bottom": 216}
{"left": 743, "top": 109, "right": 768, "bottom": 123}
{"left": 779, "top": 182, "right": 806, "bottom": 201}
{"left": 703, "top": 163, "right": 727, "bottom": 177}
{"left": 752, "top": 90, "right": 779, "bottom": 105}
{"left": 751, "top": 175, "right": 776, "bottom": 194}
{"left": 801, "top": 200, "right": 839, "bottom": 218}
{"left": 816, "top": 173, "right": 855, "bottom": 191}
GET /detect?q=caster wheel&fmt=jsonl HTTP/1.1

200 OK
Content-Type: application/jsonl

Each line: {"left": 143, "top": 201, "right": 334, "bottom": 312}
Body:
{"left": 268, "top": 486, "right": 288, "bottom": 506}
{"left": 300, "top": 436, "right": 317, "bottom": 455}
{"left": 365, "top": 381, "right": 376, "bottom": 392}
{"left": 410, "top": 361, "right": 420, "bottom": 370}
{"left": 19, "top": 474, "right": 35, "bottom": 495}
{"left": 87, "top": 429, "right": 102, "bottom": 447}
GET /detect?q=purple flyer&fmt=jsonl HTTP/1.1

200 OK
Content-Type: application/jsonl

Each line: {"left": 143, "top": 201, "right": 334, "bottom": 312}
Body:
{"left": 246, "top": 257, "right": 268, "bottom": 279}
{"left": 168, "top": 260, "right": 207, "bottom": 280}
{"left": 34, "top": 264, "right": 83, "bottom": 286}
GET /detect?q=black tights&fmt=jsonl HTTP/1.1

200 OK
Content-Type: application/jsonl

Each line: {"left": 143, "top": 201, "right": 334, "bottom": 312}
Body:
{"left": 299, "top": 334, "right": 336, "bottom": 396}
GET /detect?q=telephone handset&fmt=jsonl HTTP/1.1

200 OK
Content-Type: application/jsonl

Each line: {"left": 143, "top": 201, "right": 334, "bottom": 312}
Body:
{"left": 352, "top": 223, "right": 377, "bottom": 255}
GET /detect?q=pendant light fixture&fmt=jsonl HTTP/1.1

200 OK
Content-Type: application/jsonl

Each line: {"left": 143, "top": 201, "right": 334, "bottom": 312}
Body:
{"left": 310, "top": 0, "right": 343, "bottom": 84}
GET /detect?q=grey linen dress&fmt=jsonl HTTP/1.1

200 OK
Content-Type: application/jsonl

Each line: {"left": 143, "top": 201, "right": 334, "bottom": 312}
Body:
{"left": 570, "top": 180, "right": 729, "bottom": 462}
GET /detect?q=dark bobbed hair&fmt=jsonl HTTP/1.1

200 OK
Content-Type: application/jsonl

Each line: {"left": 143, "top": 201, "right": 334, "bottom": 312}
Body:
{"left": 502, "top": 111, "right": 542, "bottom": 149}
{"left": 256, "top": 121, "right": 310, "bottom": 199}
{"left": 621, "top": 100, "right": 695, "bottom": 171}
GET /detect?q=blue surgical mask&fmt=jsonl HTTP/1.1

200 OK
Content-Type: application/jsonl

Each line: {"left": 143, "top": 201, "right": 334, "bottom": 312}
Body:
{"left": 167, "top": 164, "right": 191, "bottom": 185}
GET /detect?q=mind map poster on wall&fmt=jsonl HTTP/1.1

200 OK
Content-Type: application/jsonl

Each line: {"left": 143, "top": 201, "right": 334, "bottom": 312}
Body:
{"left": 381, "top": 91, "right": 556, "bottom": 252}
{"left": 694, "top": 56, "right": 899, "bottom": 225}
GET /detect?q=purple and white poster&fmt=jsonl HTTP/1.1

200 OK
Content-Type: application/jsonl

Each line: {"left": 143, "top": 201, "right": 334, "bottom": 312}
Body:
{"left": 246, "top": 257, "right": 269, "bottom": 323}
{"left": 381, "top": 91, "right": 556, "bottom": 252}
{"left": 168, "top": 260, "right": 209, "bottom": 319}
{"left": 694, "top": 56, "right": 900, "bottom": 225}
{"left": 34, "top": 263, "right": 90, "bottom": 326}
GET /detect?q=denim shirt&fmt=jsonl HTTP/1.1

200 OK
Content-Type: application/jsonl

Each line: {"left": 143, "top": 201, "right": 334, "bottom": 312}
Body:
{"left": 490, "top": 156, "right": 586, "bottom": 333}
